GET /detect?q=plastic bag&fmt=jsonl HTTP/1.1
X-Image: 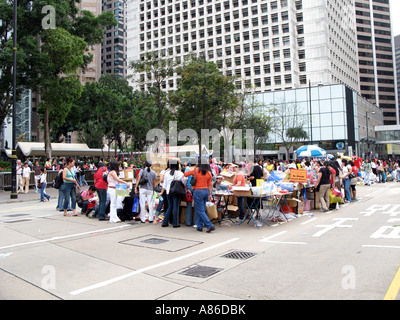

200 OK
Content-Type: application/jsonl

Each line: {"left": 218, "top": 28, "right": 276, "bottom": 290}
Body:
{"left": 132, "top": 197, "right": 139, "bottom": 213}
{"left": 116, "top": 183, "right": 130, "bottom": 197}
{"left": 262, "top": 181, "right": 276, "bottom": 194}
{"left": 267, "top": 171, "right": 286, "bottom": 182}
{"left": 278, "top": 182, "right": 294, "bottom": 192}
{"left": 329, "top": 190, "right": 344, "bottom": 204}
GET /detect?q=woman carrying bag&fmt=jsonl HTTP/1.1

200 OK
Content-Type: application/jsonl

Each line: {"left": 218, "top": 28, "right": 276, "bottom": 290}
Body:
{"left": 184, "top": 160, "right": 215, "bottom": 233}
{"left": 107, "top": 161, "right": 129, "bottom": 223}
{"left": 135, "top": 161, "right": 157, "bottom": 223}
{"left": 38, "top": 167, "right": 51, "bottom": 202}
{"left": 62, "top": 157, "right": 80, "bottom": 217}
{"left": 160, "top": 161, "right": 184, "bottom": 228}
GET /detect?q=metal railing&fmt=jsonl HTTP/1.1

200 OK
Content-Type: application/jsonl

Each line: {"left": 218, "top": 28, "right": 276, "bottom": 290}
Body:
{"left": 0, "top": 170, "right": 97, "bottom": 191}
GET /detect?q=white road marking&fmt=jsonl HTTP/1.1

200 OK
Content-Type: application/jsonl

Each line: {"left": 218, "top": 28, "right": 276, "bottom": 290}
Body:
{"left": 301, "top": 217, "right": 318, "bottom": 225}
{"left": 312, "top": 218, "right": 358, "bottom": 237}
{"left": 362, "top": 245, "right": 400, "bottom": 249}
{"left": 0, "top": 225, "right": 130, "bottom": 251}
{"left": 370, "top": 226, "right": 400, "bottom": 239}
{"left": 260, "top": 231, "right": 306, "bottom": 245}
{"left": 70, "top": 237, "right": 239, "bottom": 296}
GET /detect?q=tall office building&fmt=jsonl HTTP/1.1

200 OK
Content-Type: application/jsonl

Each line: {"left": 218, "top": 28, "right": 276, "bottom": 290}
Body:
{"left": 127, "top": 0, "right": 359, "bottom": 93}
{"left": 101, "top": 0, "right": 128, "bottom": 77}
{"left": 355, "top": 0, "right": 398, "bottom": 125}
{"left": 394, "top": 34, "right": 400, "bottom": 118}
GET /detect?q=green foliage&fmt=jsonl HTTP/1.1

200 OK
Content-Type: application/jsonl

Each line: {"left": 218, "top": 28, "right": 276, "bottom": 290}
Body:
{"left": 0, "top": 0, "right": 117, "bottom": 155}
{"left": 172, "top": 56, "right": 239, "bottom": 134}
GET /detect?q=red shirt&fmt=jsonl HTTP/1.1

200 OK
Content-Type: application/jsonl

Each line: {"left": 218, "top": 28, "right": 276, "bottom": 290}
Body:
{"left": 94, "top": 167, "right": 108, "bottom": 190}
{"left": 234, "top": 171, "right": 246, "bottom": 186}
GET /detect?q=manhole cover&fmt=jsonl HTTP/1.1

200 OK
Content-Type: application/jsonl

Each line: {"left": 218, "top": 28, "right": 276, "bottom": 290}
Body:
{"left": 179, "top": 265, "right": 223, "bottom": 278}
{"left": 141, "top": 238, "right": 169, "bottom": 245}
{"left": 221, "top": 251, "right": 257, "bottom": 260}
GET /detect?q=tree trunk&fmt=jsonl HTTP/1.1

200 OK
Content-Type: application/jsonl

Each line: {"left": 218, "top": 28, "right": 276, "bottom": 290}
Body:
{"left": 44, "top": 106, "right": 52, "bottom": 159}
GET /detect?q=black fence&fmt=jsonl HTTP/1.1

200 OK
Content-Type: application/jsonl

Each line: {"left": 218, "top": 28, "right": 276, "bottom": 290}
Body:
{"left": 0, "top": 170, "right": 97, "bottom": 191}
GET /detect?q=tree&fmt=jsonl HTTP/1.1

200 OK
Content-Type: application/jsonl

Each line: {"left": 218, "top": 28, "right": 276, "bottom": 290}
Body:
{"left": 0, "top": 0, "right": 116, "bottom": 157}
{"left": 129, "top": 52, "right": 177, "bottom": 130}
{"left": 38, "top": 27, "right": 87, "bottom": 158}
{"left": 77, "top": 74, "right": 137, "bottom": 153}
{"left": 171, "top": 55, "right": 239, "bottom": 157}
{"left": 234, "top": 94, "right": 273, "bottom": 152}
{"left": 268, "top": 101, "right": 309, "bottom": 160}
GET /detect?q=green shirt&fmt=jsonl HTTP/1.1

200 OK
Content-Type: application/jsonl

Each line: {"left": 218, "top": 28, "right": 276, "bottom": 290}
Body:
{"left": 363, "top": 162, "right": 372, "bottom": 172}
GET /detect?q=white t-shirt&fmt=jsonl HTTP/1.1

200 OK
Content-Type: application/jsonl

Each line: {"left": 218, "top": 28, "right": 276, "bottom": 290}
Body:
{"left": 163, "top": 170, "right": 184, "bottom": 194}
{"left": 22, "top": 167, "right": 31, "bottom": 178}
{"left": 39, "top": 173, "right": 47, "bottom": 183}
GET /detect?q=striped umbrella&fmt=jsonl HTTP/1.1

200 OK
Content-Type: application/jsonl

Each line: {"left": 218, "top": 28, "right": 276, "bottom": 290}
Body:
{"left": 296, "top": 145, "right": 327, "bottom": 158}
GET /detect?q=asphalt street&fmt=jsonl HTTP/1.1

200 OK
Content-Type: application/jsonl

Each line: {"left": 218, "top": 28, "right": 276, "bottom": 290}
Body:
{"left": 0, "top": 182, "right": 399, "bottom": 301}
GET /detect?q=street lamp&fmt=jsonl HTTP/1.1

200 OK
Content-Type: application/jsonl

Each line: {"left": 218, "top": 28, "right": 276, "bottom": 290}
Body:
{"left": 366, "top": 111, "right": 376, "bottom": 158}
{"left": 10, "top": 0, "right": 18, "bottom": 199}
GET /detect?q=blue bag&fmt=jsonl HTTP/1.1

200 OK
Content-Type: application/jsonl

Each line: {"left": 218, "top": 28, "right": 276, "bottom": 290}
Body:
{"left": 132, "top": 197, "right": 139, "bottom": 213}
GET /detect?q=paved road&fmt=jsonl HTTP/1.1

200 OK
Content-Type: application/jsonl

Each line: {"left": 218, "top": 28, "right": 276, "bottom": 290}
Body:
{"left": 0, "top": 183, "right": 399, "bottom": 301}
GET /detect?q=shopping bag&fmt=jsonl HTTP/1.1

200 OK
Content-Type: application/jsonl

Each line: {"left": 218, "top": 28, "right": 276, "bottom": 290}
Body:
{"left": 132, "top": 197, "right": 139, "bottom": 213}
{"left": 331, "top": 187, "right": 343, "bottom": 197}
{"left": 303, "top": 199, "right": 311, "bottom": 212}
{"left": 329, "top": 190, "right": 344, "bottom": 204}
{"left": 206, "top": 203, "right": 218, "bottom": 220}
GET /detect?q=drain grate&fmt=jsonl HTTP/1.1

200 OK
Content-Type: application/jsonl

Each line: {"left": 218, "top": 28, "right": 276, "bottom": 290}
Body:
{"left": 221, "top": 251, "right": 257, "bottom": 260}
{"left": 179, "top": 265, "right": 223, "bottom": 278}
{"left": 141, "top": 238, "right": 169, "bottom": 245}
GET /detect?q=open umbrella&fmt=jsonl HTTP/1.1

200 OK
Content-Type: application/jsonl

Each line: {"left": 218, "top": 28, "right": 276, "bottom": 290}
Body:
{"left": 296, "top": 145, "right": 327, "bottom": 158}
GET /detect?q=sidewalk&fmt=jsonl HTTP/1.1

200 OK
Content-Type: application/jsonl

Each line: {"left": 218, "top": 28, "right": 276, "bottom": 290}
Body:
{"left": 0, "top": 185, "right": 89, "bottom": 205}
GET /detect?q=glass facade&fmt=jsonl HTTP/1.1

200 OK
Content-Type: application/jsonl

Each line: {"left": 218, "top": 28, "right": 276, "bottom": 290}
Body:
{"left": 251, "top": 84, "right": 359, "bottom": 152}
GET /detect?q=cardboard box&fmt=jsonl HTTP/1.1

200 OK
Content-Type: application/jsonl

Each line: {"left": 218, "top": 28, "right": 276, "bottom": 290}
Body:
{"left": 232, "top": 186, "right": 252, "bottom": 197}
{"left": 221, "top": 171, "right": 236, "bottom": 184}
{"left": 179, "top": 206, "right": 196, "bottom": 224}
{"left": 227, "top": 205, "right": 239, "bottom": 217}
{"left": 123, "top": 169, "right": 134, "bottom": 181}
{"left": 286, "top": 198, "right": 301, "bottom": 208}
{"left": 297, "top": 201, "right": 304, "bottom": 214}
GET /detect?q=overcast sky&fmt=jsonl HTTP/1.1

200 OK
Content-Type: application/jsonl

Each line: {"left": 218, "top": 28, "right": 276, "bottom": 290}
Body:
{"left": 391, "top": 0, "right": 400, "bottom": 37}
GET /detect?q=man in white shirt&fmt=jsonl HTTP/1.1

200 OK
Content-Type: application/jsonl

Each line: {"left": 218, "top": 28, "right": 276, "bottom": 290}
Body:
{"left": 16, "top": 160, "right": 23, "bottom": 193}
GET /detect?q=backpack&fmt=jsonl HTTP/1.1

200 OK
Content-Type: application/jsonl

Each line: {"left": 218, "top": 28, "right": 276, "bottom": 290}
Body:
{"left": 53, "top": 172, "right": 63, "bottom": 189}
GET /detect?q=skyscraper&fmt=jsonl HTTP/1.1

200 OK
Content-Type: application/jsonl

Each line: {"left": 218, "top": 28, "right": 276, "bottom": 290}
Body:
{"left": 127, "top": 0, "right": 359, "bottom": 92}
{"left": 101, "top": 0, "right": 128, "bottom": 77}
{"left": 355, "top": 0, "right": 398, "bottom": 125}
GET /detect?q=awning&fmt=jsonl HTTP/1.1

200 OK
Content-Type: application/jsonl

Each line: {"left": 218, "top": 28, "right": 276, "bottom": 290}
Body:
{"left": 5, "top": 142, "right": 118, "bottom": 158}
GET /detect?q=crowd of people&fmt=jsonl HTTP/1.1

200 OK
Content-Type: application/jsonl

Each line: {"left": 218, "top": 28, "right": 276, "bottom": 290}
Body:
{"left": 14, "top": 154, "right": 400, "bottom": 233}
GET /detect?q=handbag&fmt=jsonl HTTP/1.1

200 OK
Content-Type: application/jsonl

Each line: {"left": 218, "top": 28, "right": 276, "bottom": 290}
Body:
{"left": 169, "top": 172, "right": 186, "bottom": 197}
{"left": 139, "top": 169, "right": 148, "bottom": 185}
{"left": 183, "top": 188, "right": 193, "bottom": 202}
{"left": 102, "top": 167, "right": 108, "bottom": 182}
{"left": 190, "top": 168, "right": 197, "bottom": 187}
{"left": 154, "top": 183, "right": 162, "bottom": 193}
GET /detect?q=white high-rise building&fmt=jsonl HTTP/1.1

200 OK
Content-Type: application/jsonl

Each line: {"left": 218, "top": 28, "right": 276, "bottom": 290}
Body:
{"left": 127, "top": 0, "right": 359, "bottom": 93}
